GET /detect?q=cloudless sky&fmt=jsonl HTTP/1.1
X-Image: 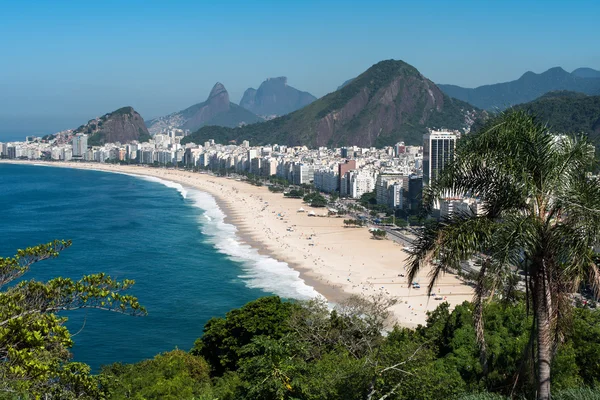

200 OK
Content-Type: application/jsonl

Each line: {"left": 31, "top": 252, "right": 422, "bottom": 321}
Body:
{"left": 1, "top": 0, "right": 599, "bottom": 136}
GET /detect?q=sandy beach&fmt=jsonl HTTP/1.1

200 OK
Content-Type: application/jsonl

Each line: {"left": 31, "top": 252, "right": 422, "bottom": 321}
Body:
{"left": 2, "top": 161, "right": 473, "bottom": 327}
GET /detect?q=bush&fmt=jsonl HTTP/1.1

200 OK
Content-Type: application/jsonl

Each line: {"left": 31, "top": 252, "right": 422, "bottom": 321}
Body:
{"left": 100, "top": 350, "right": 211, "bottom": 400}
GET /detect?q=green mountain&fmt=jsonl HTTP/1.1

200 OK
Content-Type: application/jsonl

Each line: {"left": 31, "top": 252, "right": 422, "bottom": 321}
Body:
{"left": 439, "top": 67, "right": 600, "bottom": 110}
{"left": 146, "top": 83, "right": 262, "bottom": 135}
{"left": 239, "top": 77, "right": 316, "bottom": 117}
{"left": 73, "top": 106, "right": 151, "bottom": 146}
{"left": 514, "top": 91, "right": 600, "bottom": 163}
{"left": 182, "top": 60, "right": 481, "bottom": 148}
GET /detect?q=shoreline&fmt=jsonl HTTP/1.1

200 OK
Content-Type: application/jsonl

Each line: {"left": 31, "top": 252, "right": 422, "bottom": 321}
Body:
{"left": 1, "top": 160, "right": 474, "bottom": 327}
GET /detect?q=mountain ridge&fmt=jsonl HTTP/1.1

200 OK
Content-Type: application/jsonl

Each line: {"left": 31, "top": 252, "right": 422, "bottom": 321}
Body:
{"left": 182, "top": 60, "right": 482, "bottom": 148}
{"left": 239, "top": 77, "right": 316, "bottom": 117}
{"left": 438, "top": 67, "right": 600, "bottom": 110}
{"left": 146, "top": 83, "right": 262, "bottom": 135}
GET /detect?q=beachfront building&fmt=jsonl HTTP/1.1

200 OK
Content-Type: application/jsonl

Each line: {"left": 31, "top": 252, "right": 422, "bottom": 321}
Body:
{"left": 261, "top": 158, "right": 278, "bottom": 177}
{"left": 348, "top": 169, "right": 376, "bottom": 199}
{"left": 72, "top": 134, "right": 88, "bottom": 160}
{"left": 423, "top": 129, "right": 459, "bottom": 186}
{"left": 314, "top": 168, "right": 339, "bottom": 193}
{"left": 292, "top": 163, "right": 314, "bottom": 185}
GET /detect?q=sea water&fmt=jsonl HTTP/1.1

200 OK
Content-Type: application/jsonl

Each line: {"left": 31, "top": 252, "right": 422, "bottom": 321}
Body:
{"left": 0, "top": 163, "right": 318, "bottom": 370}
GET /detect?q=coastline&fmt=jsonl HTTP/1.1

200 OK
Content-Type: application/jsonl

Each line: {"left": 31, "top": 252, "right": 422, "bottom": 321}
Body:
{"left": 1, "top": 160, "right": 474, "bottom": 327}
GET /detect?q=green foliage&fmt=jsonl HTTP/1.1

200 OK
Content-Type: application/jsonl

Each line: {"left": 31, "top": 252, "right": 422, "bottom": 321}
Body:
{"left": 343, "top": 219, "right": 364, "bottom": 227}
{"left": 191, "top": 296, "right": 299, "bottom": 376}
{"left": 514, "top": 92, "right": 600, "bottom": 169}
{"left": 302, "top": 192, "right": 327, "bottom": 207}
{"left": 100, "top": 350, "right": 211, "bottom": 400}
{"left": 284, "top": 189, "right": 304, "bottom": 198}
{"left": 359, "top": 190, "right": 377, "bottom": 207}
{"left": 138, "top": 127, "right": 152, "bottom": 143}
{"left": 0, "top": 241, "right": 145, "bottom": 398}
{"left": 370, "top": 229, "right": 387, "bottom": 239}
{"left": 570, "top": 307, "right": 600, "bottom": 386}
{"left": 88, "top": 292, "right": 600, "bottom": 399}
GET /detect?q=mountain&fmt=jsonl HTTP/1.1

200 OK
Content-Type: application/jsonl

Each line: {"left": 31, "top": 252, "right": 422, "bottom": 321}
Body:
{"left": 514, "top": 91, "right": 600, "bottom": 147}
{"left": 73, "top": 106, "right": 151, "bottom": 146}
{"left": 438, "top": 67, "right": 600, "bottom": 110}
{"left": 182, "top": 60, "right": 482, "bottom": 148}
{"left": 337, "top": 78, "right": 355, "bottom": 90}
{"left": 239, "top": 77, "right": 316, "bottom": 117}
{"left": 572, "top": 67, "right": 600, "bottom": 79}
{"left": 146, "top": 83, "right": 262, "bottom": 135}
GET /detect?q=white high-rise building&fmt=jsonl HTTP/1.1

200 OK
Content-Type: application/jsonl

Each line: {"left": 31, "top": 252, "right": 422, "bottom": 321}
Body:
{"left": 423, "top": 129, "right": 459, "bottom": 186}
{"left": 72, "top": 134, "right": 88, "bottom": 159}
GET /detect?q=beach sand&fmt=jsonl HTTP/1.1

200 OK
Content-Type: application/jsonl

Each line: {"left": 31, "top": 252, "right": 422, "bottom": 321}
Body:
{"left": 3, "top": 161, "right": 474, "bottom": 327}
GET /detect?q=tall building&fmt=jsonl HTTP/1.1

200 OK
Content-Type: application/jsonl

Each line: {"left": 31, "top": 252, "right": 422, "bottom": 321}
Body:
{"left": 375, "top": 173, "right": 408, "bottom": 208}
{"left": 72, "top": 134, "right": 88, "bottom": 159}
{"left": 338, "top": 159, "right": 356, "bottom": 189}
{"left": 423, "top": 130, "right": 458, "bottom": 186}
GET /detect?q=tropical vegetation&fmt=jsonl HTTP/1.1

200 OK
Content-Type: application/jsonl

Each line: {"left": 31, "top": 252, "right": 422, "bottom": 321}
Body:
{"left": 408, "top": 110, "right": 600, "bottom": 399}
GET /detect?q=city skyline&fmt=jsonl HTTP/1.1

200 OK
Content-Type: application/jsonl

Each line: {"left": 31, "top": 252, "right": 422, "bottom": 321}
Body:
{"left": 1, "top": 0, "right": 599, "bottom": 136}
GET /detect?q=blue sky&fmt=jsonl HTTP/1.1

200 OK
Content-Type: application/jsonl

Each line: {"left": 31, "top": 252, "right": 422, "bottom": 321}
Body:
{"left": 1, "top": 0, "right": 599, "bottom": 136}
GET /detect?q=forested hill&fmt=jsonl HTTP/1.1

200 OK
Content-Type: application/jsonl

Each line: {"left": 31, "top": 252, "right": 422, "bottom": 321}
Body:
{"left": 181, "top": 60, "right": 482, "bottom": 148}
{"left": 514, "top": 91, "right": 600, "bottom": 144}
{"left": 438, "top": 67, "right": 600, "bottom": 110}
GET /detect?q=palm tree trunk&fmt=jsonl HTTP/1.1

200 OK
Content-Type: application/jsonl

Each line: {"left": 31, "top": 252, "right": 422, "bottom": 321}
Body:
{"left": 535, "top": 265, "right": 553, "bottom": 400}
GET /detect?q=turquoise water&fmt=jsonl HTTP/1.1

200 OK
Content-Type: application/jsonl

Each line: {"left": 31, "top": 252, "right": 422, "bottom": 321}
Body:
{"left": 0, "top": 164, "right": 317, "bottom": 371}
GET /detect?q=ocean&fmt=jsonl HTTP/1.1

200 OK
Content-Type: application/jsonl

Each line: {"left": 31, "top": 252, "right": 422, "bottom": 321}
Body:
{"left": 0, "top": 163, "right": 318, "bottom": 371}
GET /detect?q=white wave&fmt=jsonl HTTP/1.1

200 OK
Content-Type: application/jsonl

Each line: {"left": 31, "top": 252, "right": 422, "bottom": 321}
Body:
{"left": 186, "top": 188, "right": 323, "bottom": 301}
{"left": 137, "top": 175, "right": 188, "bottom": 199}
{"left": 120, "top": 173, "right": 188, "bottom": 199}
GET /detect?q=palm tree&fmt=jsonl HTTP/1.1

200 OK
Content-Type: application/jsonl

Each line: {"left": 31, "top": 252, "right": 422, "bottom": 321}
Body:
{"left": 407, "top": 111, "right": 600, "bottom": 400}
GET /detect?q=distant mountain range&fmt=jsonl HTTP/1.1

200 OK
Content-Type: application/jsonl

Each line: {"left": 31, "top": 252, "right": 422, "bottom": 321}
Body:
{"left": 73, "top": 106, "right": 151, "bottom": 146}
{"left": 438, "top": 67, "right": 600, "bottom": 110}
{"left": 182, "top": 60, "right": 482, "bottom": 148}
{"left": 239, "top": 77, "right": 316, "bottom": 117}
{"left": 146, "top": 83, "right": 262, "bottom": 135}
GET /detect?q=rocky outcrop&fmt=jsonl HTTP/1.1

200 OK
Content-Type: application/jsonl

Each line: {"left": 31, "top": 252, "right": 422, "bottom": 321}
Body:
{"left": 146, "top": 83, "right": 262, "bottom": 134}
{"left": 239, "top": 77, "right": 316, "bottom": 117}
{"left": 74, "top": 107, "right": 150, "bottom": 145}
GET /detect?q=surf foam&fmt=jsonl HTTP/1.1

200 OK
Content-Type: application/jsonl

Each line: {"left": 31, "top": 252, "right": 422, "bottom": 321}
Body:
{"left": 186, "top": 188, "right": 322, "bottom": 300}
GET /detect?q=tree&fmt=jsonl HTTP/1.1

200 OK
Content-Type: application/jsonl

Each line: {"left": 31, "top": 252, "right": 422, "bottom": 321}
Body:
{"left": 0, "top": 240, "right": 145, "bottom": 397}
{"left": 407, "top": 111, "right": 600, "bottom": 399}
{"left": 191, "top": 296, "right": 299, "bottom": 376}
{"left": 371, "top": 229, "right": 387, "bottom": 239}
{"left": 100, "top": 350, "right": 211, "bottom": 400}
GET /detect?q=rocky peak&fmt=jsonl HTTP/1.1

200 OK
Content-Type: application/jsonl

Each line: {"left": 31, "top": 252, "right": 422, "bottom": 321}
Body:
{"left": 239, "top": 77, "right": 316, "bottom": 116}
{"left": 208, "top": 82, "right": 229, "bottom": 102}
{"left": 74, "top": 106, "right": 151, "bottom": 146}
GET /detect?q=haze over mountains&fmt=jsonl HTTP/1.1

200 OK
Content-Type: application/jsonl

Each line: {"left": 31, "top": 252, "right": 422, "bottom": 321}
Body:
{"left": 182, "top": 60, "right": 481, "bottom": 148}
{"left": 32, "top": 62, "right": 600, "bottom": 150}
{"left": 239, "top": 77, "right": 316, "bottom": 117}
{"left": 146, "top": 83, "right": 262, "bottom": 135}
{"left": 438, "top": 67, "right": 600, "bottom": 110}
